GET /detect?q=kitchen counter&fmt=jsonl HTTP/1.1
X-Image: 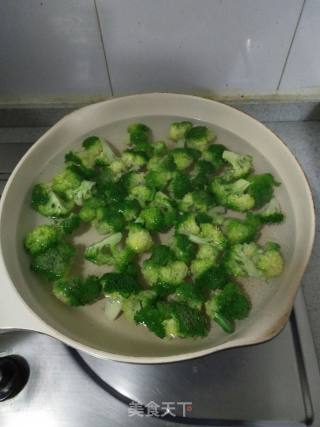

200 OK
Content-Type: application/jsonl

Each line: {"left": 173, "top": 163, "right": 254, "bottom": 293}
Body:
{"left": 0, "top": 101, "right": 319, "bottom": 365}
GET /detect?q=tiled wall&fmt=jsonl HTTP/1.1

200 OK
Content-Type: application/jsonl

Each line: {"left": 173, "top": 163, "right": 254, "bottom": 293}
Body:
{"left": 0, "top": 0, "right": 319, "bottom": 102}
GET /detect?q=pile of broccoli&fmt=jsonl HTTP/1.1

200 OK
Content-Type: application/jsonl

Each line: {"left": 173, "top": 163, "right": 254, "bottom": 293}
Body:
{"left": 24, "top": 121, "right": 285, "bottom": 340}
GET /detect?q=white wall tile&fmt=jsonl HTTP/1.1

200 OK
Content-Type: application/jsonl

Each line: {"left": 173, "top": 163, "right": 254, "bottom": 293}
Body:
{"left": 279, "top": 0, "right": 320, "bottom": 93}
{"left": 0, "top": 0, "right": 111, "bottom": 100}
{"left": 96, "top": 0, "right": 303, "bottom": 96}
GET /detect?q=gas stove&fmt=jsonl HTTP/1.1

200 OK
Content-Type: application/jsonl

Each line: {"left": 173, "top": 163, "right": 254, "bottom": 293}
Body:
{"left": 1, "top": 106, "right": 320, "bottom": 426}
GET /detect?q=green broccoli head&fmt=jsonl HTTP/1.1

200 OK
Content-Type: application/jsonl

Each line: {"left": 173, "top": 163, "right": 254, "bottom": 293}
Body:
{"left": 119, "top": 171, "right": 145, "bottom": 192}
{"left": 111, "top": 245, "right": 136, "bottom": 273}
{"left": 126, "top": 224, "right": 153, "bottom": 254}
{"left": 129, "top": 185, "right": 155, "bottom": 207}
{"left": 210, "top": 178, "right": 255, "bottom": 212}
{"left": 256, "top": 198, "right": 285, "bottom": 224}
{"left": 121, "top": 150, "right": 147, "bottom": 171}
{"left": 79, "top": 197, "right": 105, "bottom": 222}
{"left": 127, "top": 123, "right": 153, "bottom": 157}
{"left": 116, "top": 199, "right": 141, "bottom": 222}
{"left": 225, "top": 241, "right": 284, "bottom": 279}
{"left": 176, "top": 213, "right": 201, "bottom": 236}
{"left": 246, "top": 174, "right": 280, "bottom": 209}
{"left": 135, "top": 301, "right": 210, "bottom": 339}
{"left": 95, "top": 206, "right": 126, "bottom": 234}
{"left": 101, "top": 272, "right": 141, "bottom": 298}
{"left": 205, "top": 282, "right": 251, "bottom": 333}
{"left": 170, "top": 234, "right": 197, "bottom": 263}
{"left": 222, "top": 214, "right": 262, "bottom": 244}
{"left": 145, "top": 170, "right": 172, "bottom": 191}
{"left": 222, "top": 150, "right": 253, "bottom": 181}
{"left": 52, "top": 167, "right": 82, "bottom": 197}
{"left": 31, "top": 183, "right": 74, "bottom": 218}
{"left": 30, "top": 241, "right": 75, "bottom": 281}
{"left": 169, "top": 121, "right": 193, "bottom": 141}
{"left": 168, "top": 171, "right": 191, "bottom": 199}
{"left": 185, "top": 126, "right": 215, "bottom": 151}
{"left": 57, "top": 213, "right": 81, "bottom": 235}
{"left": 139, "top": 206, "right": 167, "bottom": 232}
{"left": 53, "top": 275, "right": 102, "bottom": 306}
{"left": 194, "top": 264, "right": 230, "bottom": 294}
{"left": 122, "top": 290, "right": 157, "bottom": 322}
{"left": 188, "top": 223, "right": 227, "bottom": 252}
{"left": 65, "top": 136, "right": 109, "bottom": 177}
{"left": 24, "top": 224, "right": 60, "bottom": 255}
{"left": 84, "top": 232, "right": 122, "bottom": 265}
{"left": 153, "top": 141, "right": 168, "bottom": 156}
{"left": 141, "top": 246, "right": 188, "bottom": 286}
{"left": 174, "top": 282, "right": 205, "bottom": 310}
{"left": 180, "top": 191, "right": 214, "bottom": 213}
{"left": 190, "top": 244, "right": 221, "bottom": 278}
{"left": 170, "top": 148, "right": 199, "bottom": 170}
{"left": 201, "top": 144, "right": 226, "bottom": 170}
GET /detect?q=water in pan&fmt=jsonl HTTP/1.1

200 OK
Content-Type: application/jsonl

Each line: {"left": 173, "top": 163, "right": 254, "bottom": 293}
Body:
{"left": 15, "top": 115, "right": 294, "bottom": 357}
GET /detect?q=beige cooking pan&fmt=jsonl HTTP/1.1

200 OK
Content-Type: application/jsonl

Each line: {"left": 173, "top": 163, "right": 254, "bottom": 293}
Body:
{"left": 0, "top": 94, "right": 315, "bottom": 363}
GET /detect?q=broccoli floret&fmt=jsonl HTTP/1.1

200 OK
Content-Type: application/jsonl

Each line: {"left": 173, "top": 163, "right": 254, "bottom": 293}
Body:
{"left": 153, "top": 281, "right": 177, "bottom": 298}
{"left": 205, "top": 282, "right": 251, "bottom": 333}
{"left": 119, "top": 171, "right": 145, "bottom": 192}
{"left": 190, "top": 244, "right": 221, "bottom": 277}
{"left": 95, "top": 206, "right": 126, "bottom": 234}
{"left": 201, "top": 144, "right": 226, "bottom": 170}
{"left": 169, "top": 121, "right": 193, "bottom": 141}
{"left": 174, "top": 283, "right": 205, "bottom": 310}
{"left": 169, "top": 171, "right": 192, "bottom": 199}
{"left": 170, "top": 148, "right": 198, "bottom": 170}
{"left": 210, "top": 178, "right": 255, "bottom": 212}
{"left": 180, "top": 191, "right": 214, "bottom": 213}
{"left": 56, "top": 213, "right": 81, "bottom": 235}
{"left": 65, "top": 136, "right": 110, "bottom": 177}
{"left": 126, "top": 224, "right": 153, "bottom": 254}
{"left": 145, "top": 170, "right": 172, "bottom": 191}
{"left": 195, "top": 265, "right": 230, "bottom": 294}
{"left": 176, "top": 213, "right": 200, "bottom": 236}
{"left": 139, "top": 206, "right": 167, "bottom": 232}
{"left": 256, "top": 198, "right": 285, "bottom": 224}
{"left": 101, "top": 272, "right": 141, "bottom": 298}
{"left": 222, "top": 214, "right": 262, "bottom": 244}
{"left": 52, "top": 168, "right": 82, "bottom": 197}
{"left": 225, "top": 241, "right": 284, "bottom": 279}
{"left": 142, "top": 247, "right": 188, "bottom": 286}
{"left": 84, "top": 232, "right": 122, "bottom": 265}
{"left": 189, "top": 223, "right": 227, "bottom": 251}
{"left": 127, "top": 123, "right": 153, "bottom": 157}
{"left": 129, "top": 185, "right": 155, "bottom": 207}
{"left": 170, "top": 234, "right": 197, "bottom": 263}
{"left": 108, "top": 159, "right": 126, "bottom": 180}
{"left": 121, "top": 150, "right": 147, "bottom": 171}
{"left": 116, "top": 199, "right": 141, "bottom": 221}
{"left": 79, "top": 197, "right": 105, "bottom": 222}
{"left": 71, "top": 180, "right": 95, "bottom": 206}
{"left": 151, "top": 191, "right": 177, "bottom": 229}
{"left": 147, "top": 153, "right": 177, "bottom": 173}
{"left": 24, "top": 224, "right": 60, "bottom": 255}
{"left": 153, "top": 141, "right": 167, "bottom": 156}
{"left": 112, "top": 246, "right": 136, "bottom": 273}
{"left": 31, "top": 183, "right": 73, "bottom": 218}
{"left": 30, "top": 242, "right": 75, "bottom": 280}
{"left": 222, "top": 151, "right": 253, "bottom": 181}
{"left": 246, "top": 174, "right": 280, "bottom": 209}
{"left": 53, "top": 275, "right": 102, "bottom": 306}
{"left": 185, "top": 126, "right": 215, "bottom": 151}
{"left": 122, "top": 290, "right": 157, "bottom": 322}
{"left": 135, "top": 301, "right": 210, "bottom": 339}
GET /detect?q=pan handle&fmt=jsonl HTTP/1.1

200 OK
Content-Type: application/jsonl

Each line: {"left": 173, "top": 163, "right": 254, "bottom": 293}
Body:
{"left": 0, "top": 264, "right": 51, "bottom": 335}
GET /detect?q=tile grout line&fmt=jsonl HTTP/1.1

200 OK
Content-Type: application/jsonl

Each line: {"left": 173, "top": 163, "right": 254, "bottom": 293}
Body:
{"left": 93, "top": 0, "right": 114, "bottom": 96}
{"left": 276, "top": 0, "right": 306, "bottom": 91}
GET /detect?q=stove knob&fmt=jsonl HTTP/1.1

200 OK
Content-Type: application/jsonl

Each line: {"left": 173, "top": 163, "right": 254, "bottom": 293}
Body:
{"left": 0, "top": 356, "right": 29, "bottom": 401}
